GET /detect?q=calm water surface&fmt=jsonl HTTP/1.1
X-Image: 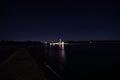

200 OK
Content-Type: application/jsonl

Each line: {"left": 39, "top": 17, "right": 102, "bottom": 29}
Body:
{"left": 43, "top": 44, "right": 120, "bottom": 79}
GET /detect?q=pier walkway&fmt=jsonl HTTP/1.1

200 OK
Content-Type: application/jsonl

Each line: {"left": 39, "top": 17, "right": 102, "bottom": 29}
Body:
{"left": 0, "top": 47, "right": 47, "bottom": 80}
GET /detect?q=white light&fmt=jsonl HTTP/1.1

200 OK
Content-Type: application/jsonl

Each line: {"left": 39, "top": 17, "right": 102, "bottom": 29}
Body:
{"left": 50, "top": 43, "right": 52, "bottom": 45}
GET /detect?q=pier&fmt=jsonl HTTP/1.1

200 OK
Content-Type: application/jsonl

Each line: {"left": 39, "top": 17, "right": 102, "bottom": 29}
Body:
{"left": 0, "top": 47, "right": 47, "bottom": 80}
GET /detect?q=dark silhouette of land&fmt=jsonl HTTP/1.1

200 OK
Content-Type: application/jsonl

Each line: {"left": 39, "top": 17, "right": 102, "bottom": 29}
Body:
{"left": 64, "top": 40, "right": 120, "bottom": 44}
{"left": 0, "top": 40, "right": 120, "bottom": 45}
{"left": 0, "top": 40, "right": 43, "bottom": 46}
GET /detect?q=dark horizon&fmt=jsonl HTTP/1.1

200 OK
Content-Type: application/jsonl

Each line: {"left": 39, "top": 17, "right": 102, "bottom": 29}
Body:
{"left": 1, "top": 39, "right": 120, "bottom": 42}
{"left": 0, "top": 0, "right": 119, "bottom": 42}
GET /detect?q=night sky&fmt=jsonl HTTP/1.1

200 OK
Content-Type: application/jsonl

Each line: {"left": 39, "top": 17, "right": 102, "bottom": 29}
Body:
{"left": 0, "top": 0, "right": 119, "bottom": 42}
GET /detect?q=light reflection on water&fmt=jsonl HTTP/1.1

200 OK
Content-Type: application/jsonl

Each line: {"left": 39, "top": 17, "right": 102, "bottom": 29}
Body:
{"left": 44, "top": 46, "right": 66, "bottom": 75}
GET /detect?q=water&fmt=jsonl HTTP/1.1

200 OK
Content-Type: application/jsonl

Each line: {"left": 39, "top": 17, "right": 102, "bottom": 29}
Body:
{"left": 63, "top": 44, "right": 120, "bottom": 79}
{"left": 42, "top": 44, "right": 120, "bottom": 79}
{"left": 1, "top": 44, "right": 120, "bottom": 79}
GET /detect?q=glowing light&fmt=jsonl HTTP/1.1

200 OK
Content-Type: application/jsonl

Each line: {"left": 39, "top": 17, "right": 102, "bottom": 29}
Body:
{"left": 49, "top": 39, "right": 68, "bottom": 49}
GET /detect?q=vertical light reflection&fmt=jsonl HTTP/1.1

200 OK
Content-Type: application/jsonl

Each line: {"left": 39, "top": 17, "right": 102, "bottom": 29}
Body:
{"left": 58, "top": 46, "right": 66, "bottom": 70}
